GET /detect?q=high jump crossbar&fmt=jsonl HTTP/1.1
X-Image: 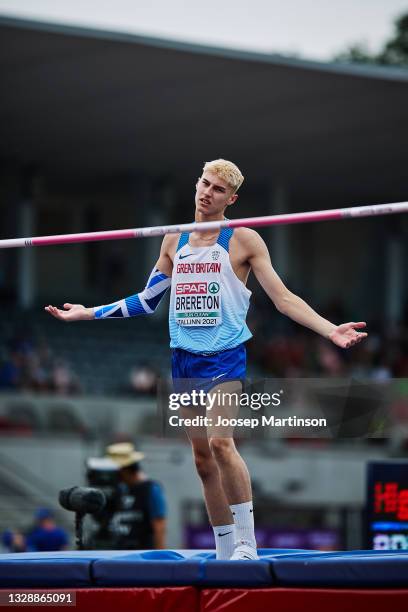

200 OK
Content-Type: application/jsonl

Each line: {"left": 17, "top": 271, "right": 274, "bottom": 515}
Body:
{"left": 0, "top": 202, "right": 407, "bottom": 249}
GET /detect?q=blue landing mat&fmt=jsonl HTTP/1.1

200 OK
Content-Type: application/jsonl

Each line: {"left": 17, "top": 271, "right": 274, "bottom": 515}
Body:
{"left": 0, "top": 549, "right": 407, "bottom": 588}
{"left": 272, "top": 550, "right": 408, "bottom": 587}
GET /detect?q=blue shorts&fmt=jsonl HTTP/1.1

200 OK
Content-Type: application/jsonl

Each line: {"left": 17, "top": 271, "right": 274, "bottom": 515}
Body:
{"left": 171, "top": 344, "right": 246, "bottom": 395}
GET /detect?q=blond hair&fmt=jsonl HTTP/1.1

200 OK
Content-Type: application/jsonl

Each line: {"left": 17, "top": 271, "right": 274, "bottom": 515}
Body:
{"left": 203, "top": 159, "right": 244, "bottom": 193}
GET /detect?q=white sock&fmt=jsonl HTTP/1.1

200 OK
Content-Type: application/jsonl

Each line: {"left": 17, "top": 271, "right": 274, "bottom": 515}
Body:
{"left": 230, "top": 501, "right": 257, "bottom": 549}
{"left": 212, "top": 524, "right": 236, "bottom": 560}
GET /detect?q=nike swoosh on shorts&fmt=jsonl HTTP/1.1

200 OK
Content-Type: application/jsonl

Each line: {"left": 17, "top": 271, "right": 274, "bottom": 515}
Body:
{"left": 212, "top": 373, "right": 226, "bottom": 381}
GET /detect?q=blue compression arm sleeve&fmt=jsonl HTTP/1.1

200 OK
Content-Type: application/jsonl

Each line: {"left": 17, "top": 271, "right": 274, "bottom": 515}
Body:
{"left": 93, "top": 268, "right": 171, "bottom": 319}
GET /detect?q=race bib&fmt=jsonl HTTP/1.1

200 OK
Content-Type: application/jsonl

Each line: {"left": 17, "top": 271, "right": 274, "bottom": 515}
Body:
{"left": 175, "top": 277, "right": 222, "bottom": 326}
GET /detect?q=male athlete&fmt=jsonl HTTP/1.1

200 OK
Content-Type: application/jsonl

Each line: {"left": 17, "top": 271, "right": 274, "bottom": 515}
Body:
{"left": 45, "top": 159, "right": 367, "bottom": 560}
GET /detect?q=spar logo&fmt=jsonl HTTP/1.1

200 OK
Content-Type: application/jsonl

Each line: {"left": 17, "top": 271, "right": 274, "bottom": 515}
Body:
{"left": 208, "top": 282, "right": 220, "bottom": 294}
{"left": 176, "top": 282, "right": 207, "bottom": 295}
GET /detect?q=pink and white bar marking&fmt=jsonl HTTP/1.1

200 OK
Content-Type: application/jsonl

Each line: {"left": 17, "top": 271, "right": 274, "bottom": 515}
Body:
{"left": 0, "top": 202, "right": 407, "bottom": 249}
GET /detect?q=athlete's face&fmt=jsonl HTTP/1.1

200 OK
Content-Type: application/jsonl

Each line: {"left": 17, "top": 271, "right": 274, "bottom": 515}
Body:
{"left": 195, "top": 171, "right": 238, "bottom": 216}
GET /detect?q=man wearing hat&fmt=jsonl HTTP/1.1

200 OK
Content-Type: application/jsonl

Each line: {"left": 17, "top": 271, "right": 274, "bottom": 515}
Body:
{"left": 106, "top": 442, "right": 167, "bottom": 549}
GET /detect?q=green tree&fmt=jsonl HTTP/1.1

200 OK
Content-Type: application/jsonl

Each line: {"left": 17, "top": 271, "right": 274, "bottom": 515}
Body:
{"left": 334, "top": 13, "right": 408, "bottom": 67}
{"left": 379, "top": 14, "right": 408, "bottom": 66}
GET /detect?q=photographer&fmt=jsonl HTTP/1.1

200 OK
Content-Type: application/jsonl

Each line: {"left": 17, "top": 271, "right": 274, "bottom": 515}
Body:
{"left": 106, "top": 443, "right": 167, "bottom": 549}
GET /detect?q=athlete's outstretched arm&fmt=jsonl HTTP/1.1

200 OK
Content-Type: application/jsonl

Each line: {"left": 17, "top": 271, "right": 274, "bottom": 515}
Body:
{"left": 45, "top": 236, "right": 174, "bottom": 322}
{"left": 247, "top": 230, "right": 367, "bottom": 349}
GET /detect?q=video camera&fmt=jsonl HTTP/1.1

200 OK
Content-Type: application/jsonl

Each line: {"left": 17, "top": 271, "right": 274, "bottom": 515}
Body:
{"left": 84, "top": 457, "right": 121, "bottom": 548}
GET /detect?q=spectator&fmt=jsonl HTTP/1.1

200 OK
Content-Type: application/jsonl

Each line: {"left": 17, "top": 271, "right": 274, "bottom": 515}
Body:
{"left": 127, "top": 364, "right": 158, "bottom": 396}
{"left": 0, "top": 349, "right": 23, "bottom": 389}
{"left": 2, "top": 529, "right": 26, "bottom": 552}
{"left": 50, "top": 360, "right": 81, "bottom": 395}
{"left": 2, "top": 509, "right": 69, "bottom": 553}
{"left": 25, "top": 508, "right": 69, "bottom": 552}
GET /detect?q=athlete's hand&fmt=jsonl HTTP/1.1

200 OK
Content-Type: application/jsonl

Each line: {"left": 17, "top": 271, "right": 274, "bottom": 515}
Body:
{"left": 328, "top": 322, "right": 367, "bottom": 349}
{"left": 44, "top": 303, "right": 94, "bottom": 322}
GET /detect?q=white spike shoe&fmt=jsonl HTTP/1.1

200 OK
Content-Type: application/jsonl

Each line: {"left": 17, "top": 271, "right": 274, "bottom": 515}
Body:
{"left": 230, "top": 540, "right": 259, "bottom": 560}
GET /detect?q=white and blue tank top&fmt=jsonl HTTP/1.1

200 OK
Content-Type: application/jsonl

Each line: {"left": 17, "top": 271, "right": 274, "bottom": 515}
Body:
{"left": 169, "top": 227, "right": 252, "bottom": 354}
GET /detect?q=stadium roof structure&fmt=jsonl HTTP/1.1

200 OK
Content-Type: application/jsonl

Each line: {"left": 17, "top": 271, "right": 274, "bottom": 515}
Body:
{"left": 1, "top": 16, "right": 408, "bottom": 208}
